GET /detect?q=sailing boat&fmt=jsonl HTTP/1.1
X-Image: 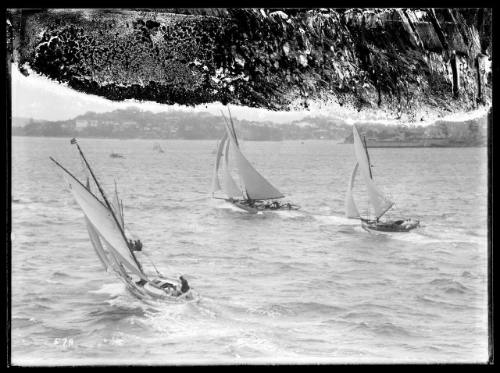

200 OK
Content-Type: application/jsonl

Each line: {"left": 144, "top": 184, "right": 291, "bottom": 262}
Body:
{"left": 153, "top": 143, "right": 165, "bottom": 153}
{"left": 51, "top": 138, "right": 198, "bottom": 301}
{"left": 110, "top": 150, "right": 125, "bottom": 158}
{"left": 211, "top": 108, "right": 299, "bottom": 213}
{"left": 345, "top": 125, "right": 420, "bottom": 232}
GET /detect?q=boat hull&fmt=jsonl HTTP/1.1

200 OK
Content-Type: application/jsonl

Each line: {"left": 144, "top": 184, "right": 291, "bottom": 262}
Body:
{"left": 361, "top": 218, "right": 420, "bottom": 232}
{"left": 229, "top": 200, "right": 259, "bottom": 214}
{"left": 227, "top": 199, "right": 300, "bottom": 213}
{"left": 124, "top": 277, "right": 199, "bottom": 303}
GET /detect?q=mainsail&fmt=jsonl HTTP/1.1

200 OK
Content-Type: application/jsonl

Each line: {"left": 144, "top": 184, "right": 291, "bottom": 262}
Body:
{"left": 345, "top": 162, "right": 360, "bottom": 218}
{"left": 222, "top": 139, "right": 244, "bottom": 198}
{"left": 85, "top": 217, "right": 110, "bottom": 270}
{"left": 352, "top": 125, "right": 394, "bottom": 219}
{"left": 53, "top": 159, "right": 148, "bottom": 281}
{"left": 211, "top": 133, "right": 228, "bottom": 194}
{"left": 223, "top": 117, "right": 284, "bottom": 200}
{"left": 85, "top": 179, "right": 111, "bottom": 271}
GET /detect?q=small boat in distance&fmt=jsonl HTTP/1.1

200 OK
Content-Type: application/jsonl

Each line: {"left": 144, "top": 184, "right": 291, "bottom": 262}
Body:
{"left": 50, "top": 138, "right": 198, "bottom": 302}
{"left": 211, "top": 108, "right": 299, "bottom": 213}
{"left": 110, "top": 151, "right": 125, "bottom": 158}
{"left": 345, "top": 125, "right": 420, "bottom": 232}
{"left": 153, "top": 143, "right": 165, "bottom": 153}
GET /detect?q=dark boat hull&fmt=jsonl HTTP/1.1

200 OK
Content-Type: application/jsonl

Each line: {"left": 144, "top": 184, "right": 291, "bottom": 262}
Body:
{"left": 361, "top": 219, "right": 420, "bottom": 232}
{"left": 227, "top": 199, "right": 300, "bottom": 213}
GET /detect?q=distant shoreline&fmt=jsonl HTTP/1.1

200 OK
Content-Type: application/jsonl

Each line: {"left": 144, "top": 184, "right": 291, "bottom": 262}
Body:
{"left": 11, "top": 135, "right": 486, "bottom": 148}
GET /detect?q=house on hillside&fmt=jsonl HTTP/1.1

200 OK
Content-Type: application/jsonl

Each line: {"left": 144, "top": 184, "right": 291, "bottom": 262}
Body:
{"left": 75, "top": 119, "right": 88, "bottom": 131}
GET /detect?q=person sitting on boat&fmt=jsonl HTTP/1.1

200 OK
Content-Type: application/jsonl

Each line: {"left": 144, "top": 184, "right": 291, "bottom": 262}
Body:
{"left": 179, "top": 276, "right": 190, "bottom": 293}
{"left": 270, "top": 201, "right": 279, "bottom": 209}
{"left": 128, "top": 239, "right": 142, "bottom": 251}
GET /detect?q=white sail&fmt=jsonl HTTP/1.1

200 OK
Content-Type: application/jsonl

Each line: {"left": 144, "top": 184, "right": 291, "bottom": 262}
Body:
{"left": 345, "top": 162, "right": 360, "bottom": 218}
{"left": 100, "top": 236, "right": 136, "bottom": 279}
{"left": 84, "top": 178, "right": 112, "bottom": 270}
{"left": 85, "top": 217, "right": 110, "bottom": 270}
{"left": 352, "top": 125, "right": 394, "bottom": 218}
{"left": 230, "top": 140, "right": 284, "bottom": 200}
{"left": 222, "top": 118, "right": 284, "bottom": 200}
{"left": 211, "top": 133, "right": 228, "bottom": 194}
{"left": 222, "top": 139, "right": 244, "bottom": 198}
{"left": 62, "top": 172, "right": 147, "bottom": 280}
{"left": 85, "top": 215, "right": 132, "bottom": 279}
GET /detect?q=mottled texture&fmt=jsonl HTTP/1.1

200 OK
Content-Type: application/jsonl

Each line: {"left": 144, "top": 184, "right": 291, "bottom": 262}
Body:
{"left": 7, "top": 8, "right": 492, "bottom": 121}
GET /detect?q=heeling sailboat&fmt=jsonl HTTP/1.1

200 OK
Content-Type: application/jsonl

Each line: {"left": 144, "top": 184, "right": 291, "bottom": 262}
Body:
{"left": 211, "top": 108, "right": 300, "bottom": 213}
{"left": 51, "top": 139, "right": 198, "bottom": 302}
{"left": 345, "top": 125, "right": 420, "bottom": 232}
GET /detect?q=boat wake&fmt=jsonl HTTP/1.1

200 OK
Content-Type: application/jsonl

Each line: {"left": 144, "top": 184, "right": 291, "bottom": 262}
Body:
{"left": 268, "top": 210, "right": 307, "bottom": 220}
{"left": 313, "top": 214, "right": 360, "bottom": 226}
{"left": 89, "top": 283, "right": 127, "bottom": 297}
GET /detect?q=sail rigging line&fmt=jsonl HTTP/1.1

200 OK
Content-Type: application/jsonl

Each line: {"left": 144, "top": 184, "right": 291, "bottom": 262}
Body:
{"left": 69, "top": 140, "right": 145, "bottom": 275}
{"left": 220, "top": 109, "right": 239, "bottom": 147}
{"left": 140, "top": 251, "right": 165, "bottom": 278}
{"left": 50, "top": 157, "right": 108, "bottom": 210}
{"left": 227, "top": 106, "right": 239, "bottom": 145}
{"left": 113, "top": 179, "right": 125, "bottom": 228}
{"left": 362, "top": 135, "right": 373, "bottom": 179}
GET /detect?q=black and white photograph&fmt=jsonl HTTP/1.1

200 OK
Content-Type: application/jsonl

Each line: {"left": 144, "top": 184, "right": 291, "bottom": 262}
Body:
{"left": 6, "top": 7, "right": 492, "bottom": 365}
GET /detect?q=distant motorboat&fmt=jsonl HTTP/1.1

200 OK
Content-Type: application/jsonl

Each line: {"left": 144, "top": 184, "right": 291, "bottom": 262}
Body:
{"left": 344, "top": 125, "right": 419, "bottom": 232}
{"left": 211, "top": 108, "right": 299, "bottom": 214}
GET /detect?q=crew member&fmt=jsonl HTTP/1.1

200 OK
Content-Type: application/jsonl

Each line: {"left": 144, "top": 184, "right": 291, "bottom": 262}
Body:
{"left": 179, "top": 276, "right": 190, "bottom": 293}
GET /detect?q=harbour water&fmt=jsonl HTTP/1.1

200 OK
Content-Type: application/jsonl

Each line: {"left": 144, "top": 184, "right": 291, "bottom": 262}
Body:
{"left": 10, "top": 136, "right": 489, "bottom": 365}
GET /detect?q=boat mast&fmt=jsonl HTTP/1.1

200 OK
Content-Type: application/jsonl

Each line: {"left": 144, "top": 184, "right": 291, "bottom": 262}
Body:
{"left": 362, "top": 135, "right": 373, "bottom": 179}
{"left": 221, "top": 109, "right": 239, "bottom": 147}
{"left": 227, "top": 106, "right": 239, "bottom": 146}
{"left": 70, "top": 139, "right": 145, "bottom": 274}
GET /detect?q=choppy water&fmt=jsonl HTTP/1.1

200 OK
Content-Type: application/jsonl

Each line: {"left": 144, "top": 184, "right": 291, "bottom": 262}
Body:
{"left": 11, "top": 137, "right": 489, "bottom": 365}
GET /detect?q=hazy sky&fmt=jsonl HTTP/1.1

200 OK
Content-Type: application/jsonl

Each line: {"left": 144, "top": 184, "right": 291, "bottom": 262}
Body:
{"left": 11, "top": 64, "right": 489, "bottom": 126}
{"left": 11, "top": 65, "right": 312, "bottom": 123}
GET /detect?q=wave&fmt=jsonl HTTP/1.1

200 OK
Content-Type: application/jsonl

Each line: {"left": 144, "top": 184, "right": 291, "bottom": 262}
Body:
{"left": 250, "top": 301, "right": 346, "bottom": 318}
{"left": 415, "top": 295, "right": 469, "bottom": 309}
{"left": 51, "top": 271, "right": 71, "bottom": 278}
{"left": 12, "top": 197, "right": 31, "bottom": 204}
{"left": 429, "top": 278, "right": 470, "bottom": 294}
{"left": 12, "top": 316, "right": 39, "bottom": 328}
{"left": 461, "top": 271, "right": 479, "bottom": 279}
{"left": 269, "top": 210, "right": 311, "bottom": 221}
{"left": 341, "top": 311, "right": 387, "bottom": 321}
{"left": 365, "top": 322, "right": 413, "bottom": 338}
{"left": 312, "top": 214, "right": 359, "bottom": 226}
{"left": 89, "top": 283, "right": 127, "bottom": 297}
